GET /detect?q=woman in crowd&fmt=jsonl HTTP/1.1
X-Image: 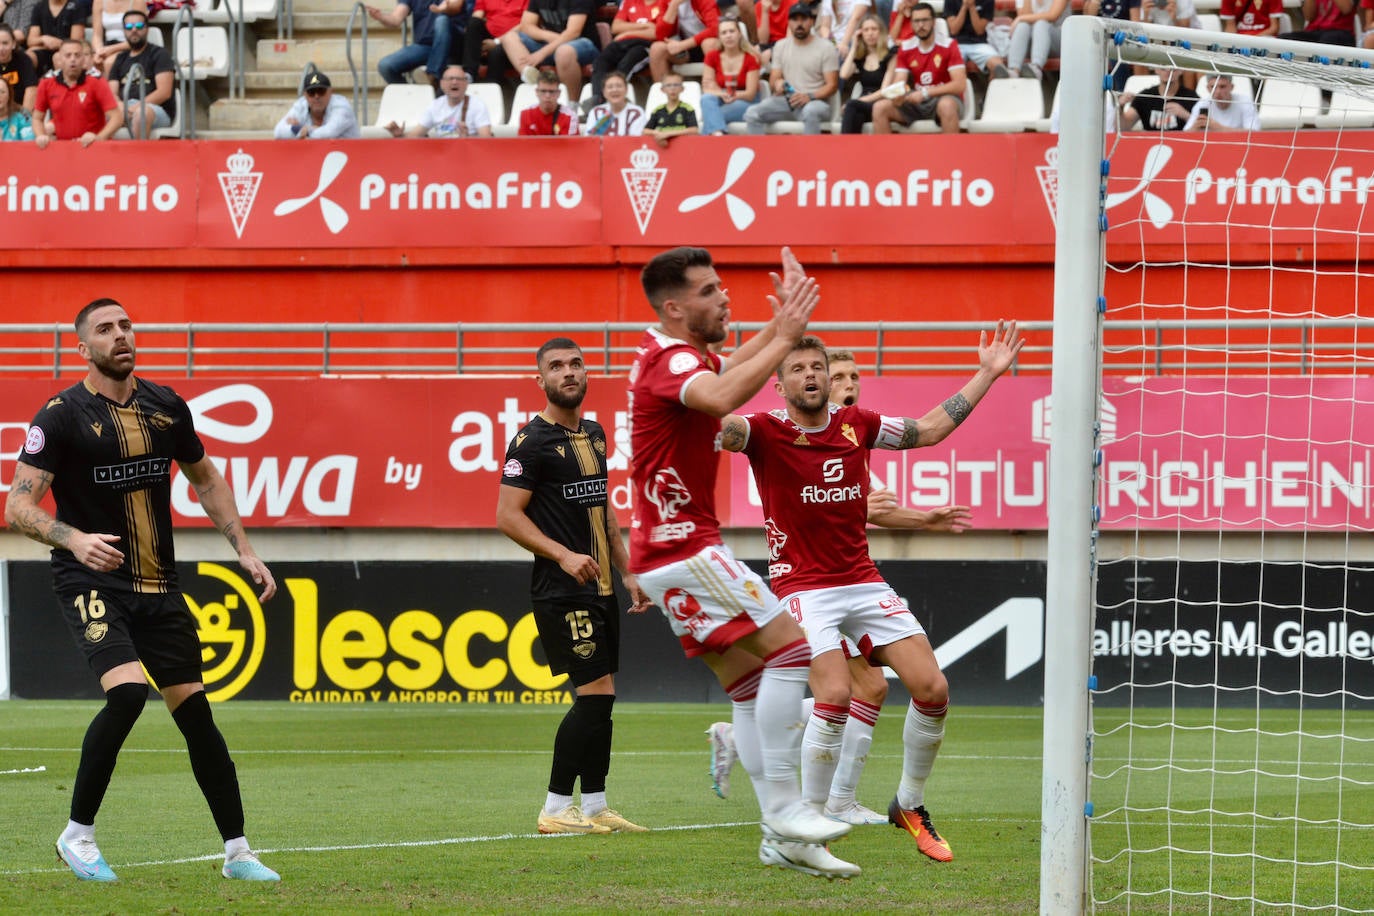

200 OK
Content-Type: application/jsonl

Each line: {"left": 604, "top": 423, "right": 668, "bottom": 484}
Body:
{"left": 0, "top": 76, "right": 34, "bottom": 139}
{"left": 839, "top": 13, "right": 896, "bottom": 134}
{"left": 90, "top": 0, "right": 146, "bottom": 76}
{"left": 699, "top": 16, "right": 760, "bottom": 135}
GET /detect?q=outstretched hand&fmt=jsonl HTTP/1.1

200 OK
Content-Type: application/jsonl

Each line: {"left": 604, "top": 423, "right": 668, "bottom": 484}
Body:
{"left": 768, "top": 246, "right": 807, "bottom": 302}
{"left": 767, "top": 275, "right": 819, "bottom": 343}
{"left": 979, "top": 320, "right": 1025, "bottom": 378}
{"left": 922, "top": 505, "right": 973, "bottom": 533}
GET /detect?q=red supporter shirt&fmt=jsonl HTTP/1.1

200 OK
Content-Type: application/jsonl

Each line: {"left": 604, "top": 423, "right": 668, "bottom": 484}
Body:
{"left": 761, "top": 0, "right": 788, "bottom": 43}
{"left": 628, "top": 327, "right": 727, "bottom": 572}
{"left": 703, "top": 48, "right": 760, "bottom": 92}
{"left": 1304, "top": 0, "right": 1354, "bottom": 29}
{"left": 476, "top": 0, "right": 528, "bottom": 37}
{"left": 894, "top": 34, "right": 964, "bottom": 90}
{"left": 889, "top": 8, "right": 914, "bottom": 44}
{"left": 742, "top": 405, "right": 898, "bottom": 597}
{"left": 34, "top": 73, "right": 116, "bottom": 139}
{"left": 614, "top": 0, "right": 676, "bottom": 42}
{"left": 518, "top": 104, "right": 580, "bottom": 135}
{"left": 1219, "top": 0, "right": 1283, "bottom": 33}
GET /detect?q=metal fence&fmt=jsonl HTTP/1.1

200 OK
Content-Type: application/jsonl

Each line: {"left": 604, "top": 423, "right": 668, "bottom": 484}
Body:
{"left": 3, "top": 319, "right": 1371, "bottom": 378}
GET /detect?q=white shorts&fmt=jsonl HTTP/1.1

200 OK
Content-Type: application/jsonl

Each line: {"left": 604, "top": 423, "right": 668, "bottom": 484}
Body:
{"left": 637, "top": 543, "right": 783, "bottom": 658}
{"left": 779, "top": 581, "right": 923, "bottom": 660}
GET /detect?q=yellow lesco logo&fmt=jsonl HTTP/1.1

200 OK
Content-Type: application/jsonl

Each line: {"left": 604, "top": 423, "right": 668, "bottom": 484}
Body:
{"left": 186, "top": 561, "right": 268, "bottom": 702}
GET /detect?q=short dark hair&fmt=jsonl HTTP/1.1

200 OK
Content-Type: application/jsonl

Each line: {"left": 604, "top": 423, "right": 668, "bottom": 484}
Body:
{"left": 122, "top": 9, "right": 148, "bottom": 24}
{"left": 75, "top": 298, "right": 124, "bottom": 338}
{"left": 640, "top": 247, "right": 715, "bottom": 313}
{"left": 603, "top": 71, "right": 627, "bottom": 87}
{"left": 536, "top": 69, "right": 560, "bottom": 89}
{"left": 778, "top": 335, "right": 829, "bottom": 379}
{"left": 912, "top": 1, "right": 936, "bottom": 16}
{"left": 536, "top": 337, "right": 582, "bottom": 368}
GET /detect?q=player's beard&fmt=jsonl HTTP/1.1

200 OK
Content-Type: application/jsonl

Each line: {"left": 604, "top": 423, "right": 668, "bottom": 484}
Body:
{"left": 91, "top": 347, "right": 135, "bottom": 382}
{"left": 687, "top": 311, "right": 728, "bottom": 345}
{"left": 546, "top": 378, "right": 587, "bottom": 410}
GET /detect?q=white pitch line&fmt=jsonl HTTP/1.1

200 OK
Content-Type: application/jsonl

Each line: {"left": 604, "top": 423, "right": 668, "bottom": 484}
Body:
{"left": 0, "top": 766, "right": 45, "bottom": 776}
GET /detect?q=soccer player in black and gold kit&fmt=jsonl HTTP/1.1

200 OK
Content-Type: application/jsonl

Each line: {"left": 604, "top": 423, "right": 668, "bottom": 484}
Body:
{"left": 497, "top": 337, "right": 651, "bottom": 835}
{"left": 4, "top": 298, "right": 280, "bottom": 882}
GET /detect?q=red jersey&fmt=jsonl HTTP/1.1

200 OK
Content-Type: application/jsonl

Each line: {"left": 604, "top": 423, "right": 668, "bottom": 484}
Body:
{"left": 628, "top": 327, "right": 727, "bottom": 572}
{"left": 1219, "top": 0, "right": 1282, "bottom": 33}
{"left": 894, "top": 35, "right": 964, "bottom": 90}
{"left": 703, "top": 48, "right": 760, "bottom": 93}
{"left": 742, "top": 404, "right": 906, "bottom": 598}
{"left": 34, "top": 73, "right": 117, "bottom": 140}
{"left": 475, "top": 0, "right": 528, "bottom": 37}
{"left": 614, "top": 0, "right": 676, "bottom": 42}
{"left": 518, "top": 103, "right": 580, "bottom": 135}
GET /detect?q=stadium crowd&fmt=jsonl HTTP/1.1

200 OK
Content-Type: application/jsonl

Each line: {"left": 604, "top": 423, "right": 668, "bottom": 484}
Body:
{"left": 0, "top": 0, "right": 1363, "bottom": 140}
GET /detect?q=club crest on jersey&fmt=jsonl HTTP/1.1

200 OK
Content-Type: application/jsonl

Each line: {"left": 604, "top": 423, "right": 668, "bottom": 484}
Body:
{"left": 502, "top": 458, "right": 524, "bottom": 478}
{"left": 85, "top": 621, "right": 108, "bottom": 643}
{"left": 147, "top": 411, "right": 175, "bottom": 431}
{"left": 841, "top": 423, "right": 859, "bottom": 447}
{"left": 573, "top": 640, "right": 596, "bottom": 659}
{"left": 594, "top": 437, "right": 606, "bottom": 455}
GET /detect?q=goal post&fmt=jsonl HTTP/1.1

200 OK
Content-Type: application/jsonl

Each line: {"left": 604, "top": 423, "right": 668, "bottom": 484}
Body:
{"left": 1045, "top": 17, "right": 1374, "bottom": 915}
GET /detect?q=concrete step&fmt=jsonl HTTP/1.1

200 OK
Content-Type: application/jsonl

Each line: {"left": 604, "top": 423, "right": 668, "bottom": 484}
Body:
{"left": 208, "top": 91, "right": 390, "bottom": 130}
{"left": 254, "top": 36, "right": 401, "bottom": 72}
{"left": 243, "top": 68, "right": 388, "bottom": 96}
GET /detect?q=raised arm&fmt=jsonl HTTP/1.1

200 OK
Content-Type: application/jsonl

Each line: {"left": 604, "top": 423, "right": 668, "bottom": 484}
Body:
{"left": 720, "top": 246, "right": 807, "bottom": 367}
{"left": 179, "top": 454, "right": 276, "bottom": 600}
{"left": 893, "top": 320, "right": 1024, "bottom": 449}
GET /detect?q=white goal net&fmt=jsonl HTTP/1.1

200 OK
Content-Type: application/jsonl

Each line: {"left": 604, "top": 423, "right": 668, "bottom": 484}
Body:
{"left": 1044, "top": 17, "right": 1374, "bottom": 914}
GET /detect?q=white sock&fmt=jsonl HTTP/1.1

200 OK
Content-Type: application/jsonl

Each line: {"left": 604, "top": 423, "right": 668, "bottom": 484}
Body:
{"left": 801, "top": 703, "right": 848, "bottom": 807}
{"left": 224, "top": 836, "right": 250, "bottom": 859}
{"left": 800, "top": 696, "right": 815, "bottom": 720}
{"left": 731, "top": 698, "right": 763, "bottom": 789}
{"left": 828, "top": 698, "right": 879, "bottom": 806}
{"left": 754, "top": 656, "right": 810, "bottom": 816}
{"left": 61, "top": 820, "right": 94, "bottom": 844}
{"left": 544, "top": 792, "right": 574, "bottom": 815}
{"left": 581, "top": 791, "right": 607, "bottom": 817}
{"left": 897, "top": 703, "right": 946, "bottom": 810}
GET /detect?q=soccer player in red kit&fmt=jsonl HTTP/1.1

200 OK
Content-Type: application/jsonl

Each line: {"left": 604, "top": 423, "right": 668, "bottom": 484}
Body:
{"left": 719, "top": 326, "right": 1023, "bottom": 864}
{"left": 628, "top": 246, "right": 858, "bottom": 877}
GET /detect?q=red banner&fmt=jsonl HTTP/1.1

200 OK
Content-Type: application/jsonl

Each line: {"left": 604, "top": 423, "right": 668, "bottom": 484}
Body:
{"left": 3, "top": 376, "right": 1372, "bottom": 531}
{"left": 3, "top": 133, "right": 1373, "bottom": 249}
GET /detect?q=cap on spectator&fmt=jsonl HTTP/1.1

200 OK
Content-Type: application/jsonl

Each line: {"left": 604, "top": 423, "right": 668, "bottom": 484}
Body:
{"left": 787, "top": 1, "right": 816, "bottom": 18}
{"left": 305, "top": 71, "right": 332, "bottom": 90}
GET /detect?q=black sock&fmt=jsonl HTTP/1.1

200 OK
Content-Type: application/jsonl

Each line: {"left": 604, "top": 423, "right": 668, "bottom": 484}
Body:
{"left": 70, "top": 682, "right": 147, "bottom": 824}
{"left": 575, "top": 694, "right": 615, "bottom": 795}
{"left": 171, "top": 691, "right": 244, "bottom": 841}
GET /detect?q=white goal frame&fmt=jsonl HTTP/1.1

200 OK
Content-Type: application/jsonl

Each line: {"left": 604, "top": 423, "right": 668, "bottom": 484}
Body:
{"left": 1043, "top": 16, "right": 1374, "bottom": 914}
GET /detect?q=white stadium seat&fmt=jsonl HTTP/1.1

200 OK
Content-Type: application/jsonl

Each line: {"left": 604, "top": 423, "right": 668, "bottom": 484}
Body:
{"left": 174, "top": 25, "right": 229, "bottom": 78}
{"left": 969, "top": 77, "right": 1046, "bottom": 133}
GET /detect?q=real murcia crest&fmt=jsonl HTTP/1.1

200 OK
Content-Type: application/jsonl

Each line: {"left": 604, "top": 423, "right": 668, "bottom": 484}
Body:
{"left": 1039, "top": 143, "right": 1175, "bottom": 230}
{"left": 621, "top": 145, "right": 667, "bottom": 235}
{"left": 218, "top": 149, "right": 262, "bottom": 239}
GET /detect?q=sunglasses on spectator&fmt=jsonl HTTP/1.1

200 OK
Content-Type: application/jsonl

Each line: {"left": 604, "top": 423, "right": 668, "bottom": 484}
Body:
{"left": 306, "top": 87, "right": 327, "bottom": 96}
{"left": 125, "top": 21, "right": 147, "bottom": 29}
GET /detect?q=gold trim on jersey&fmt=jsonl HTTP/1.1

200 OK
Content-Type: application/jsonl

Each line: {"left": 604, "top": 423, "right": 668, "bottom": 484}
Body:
{"left": 108, "top": 400, "right": 166, "bottom": 594}
{"left": 569, "top": 429, "right": 613, "bottom": 597}
{"left": 684, "top": 553, "right": 750, "bottom": 618}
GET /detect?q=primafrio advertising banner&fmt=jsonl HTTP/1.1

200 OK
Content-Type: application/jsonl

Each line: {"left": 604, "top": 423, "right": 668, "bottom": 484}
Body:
{"left": 6, "top": 559, "right": 1369, "bottom": 707}
{"left": 4, "top": 377, "right": 1374, "bottom": 532}
{"left": 1, "top": 133, "right": 1370, "bottom": 249}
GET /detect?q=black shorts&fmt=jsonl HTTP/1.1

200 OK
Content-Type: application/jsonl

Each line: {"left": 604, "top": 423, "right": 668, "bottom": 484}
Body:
{"left": 55, "top": 583, "right": 204, "bottom": 687}
{"left": 531, "top": 594, "right": 621, "bottom": 687}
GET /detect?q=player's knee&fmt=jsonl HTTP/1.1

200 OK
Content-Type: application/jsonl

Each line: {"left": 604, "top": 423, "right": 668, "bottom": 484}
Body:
{"left": 914, "top": 672, "right": 949, "bottom": 708}
{"left": 105, "top": 681, "right": 148, "bottom": 721}
{"left": 854, "top": 670, "right": 888, "bottom": 706}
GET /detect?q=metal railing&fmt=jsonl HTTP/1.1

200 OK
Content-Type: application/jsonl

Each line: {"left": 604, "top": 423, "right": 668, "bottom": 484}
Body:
{"left": 3, "top": 319, "right": 1372, "bottom": 378}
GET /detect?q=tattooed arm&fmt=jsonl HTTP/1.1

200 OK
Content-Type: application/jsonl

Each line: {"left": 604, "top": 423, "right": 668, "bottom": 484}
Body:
{"left": 895, "top": 320, "right": 1026, "bottom": 449}
{"left": 179, "top": 455, "right": 277, "bottom": 601}
{"left": 719, "top": 414, "right": 750, "bottom": 452}
{"left": 4, "top": 462, "right": 126, "bottom": 572}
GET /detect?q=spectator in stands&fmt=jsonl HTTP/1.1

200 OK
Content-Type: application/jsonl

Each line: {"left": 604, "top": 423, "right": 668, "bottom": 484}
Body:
{"left": 644, "top": 71, "right": 698, "bottom": 144}
{"left": 588, "top": 0, "right": 670, "bottom": 106}
{"left": 26, "top": 0, "right": 85, "bottom": 74}
{"left": 756, "top": 0, "right": 791, "bottom": 50}
{"left": 584, "top": 69, "right": 645, "bottom": 133}
{"left": 871, "top": 1, "right": 964, "bottom": 133}
{"left": 1002, "top": 0, "right": 1068, "bottom": 82}
{"left": 647, "top": 0, "right": 720, "bottom": 84}
{"left": 108, "top": 9, "right": 173, "bottom": 138}
{"left": 838, "top": 13, "right": 895, "bottom": 133}
{"left": 387, "top": 63, "right": 494, "bottom": 135}
{"left": 1183, "top": 74, "right": 1258, "bottom": 131}
{"left": 1119, "top": 66, "right": 1197, "bottom": 130}
{"left": 888, "top": 0, "right": 915, "bottom": 42}
{"left": 78, "top": 38, "right": 102, "bottom": 76}
{"left": 0, "top": 68, "right": 33, "bottom": 137}
{"left": 0, "top": 24, "right": 38, "bottom": 111}
{"left": 501, "top": 0, "right": 601, "bottom": 103}
{"left": 33, "top": 38, "right": 121, "bottom": 146}
{"left": 1, "top": 0, "right": 40, "bottom": 43}
{"left": 1364, "top": 0, "right": 1374, "bottom": 47}
{"left": 1082, "top": 0, "right": 1139, "bottom": 91}
{"left": 1278, "top": 0, "right": 1356, "bottom": 44}
{"left": 519, "top": 67, "right": 581, "bottom": 132}
{"left": 1220, "top": 0, "right": 1281, "bottom": 34}
{"left": 273, "top": 69, "right": 362, "bottom": 139}
{"left": 90, "top": 0, "right": 145, "bottom": 77}
{"left": 945, "top": 0, "right": 1003, "bottom": 80}
{"left": 816, "top": 0, "right": 870, "bottom": 57}
{"left": 1139, "top": 0, "right": 1200, "bottom": 27}
{"left": 461, "top": 0, "right": 524, "bottom": 90}
{"left": 699, "top": 15, "right": 760, "bottom": 134}
{"left": 745, "top": 2, "right": 838, "bottom": 134}
{"left": 367, "top": 0, "right": 454, "bottom": 89}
